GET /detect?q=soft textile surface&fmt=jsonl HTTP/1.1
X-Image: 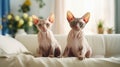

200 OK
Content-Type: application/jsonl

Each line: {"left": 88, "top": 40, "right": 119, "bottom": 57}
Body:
{"left": 15, "top": 34, "right": 105, "bottom": 57}
{"left": 54, "top": 35, "right": 67, "bottom": 53}
{"left": 0, "top": 54, "right": 120, "bottom": 67}
{"left": 15, "top": 35, "right": 39, "bottom": 56}
{"left": 0, "top": 36, "right": 30, "bottom": 57}
{"left": 15, "top": 34, "right": 68, "bottom": 55}
{"left": 104, "top": 34, "right": 120, "bottom": 57}
{"left": 85, "top": 35, "right": 105, "bottom": 57}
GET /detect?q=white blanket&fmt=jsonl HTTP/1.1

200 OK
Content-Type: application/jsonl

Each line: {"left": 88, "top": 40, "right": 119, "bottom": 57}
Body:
{"left": 0, "top": 54, "right": 120, "bottom": 67}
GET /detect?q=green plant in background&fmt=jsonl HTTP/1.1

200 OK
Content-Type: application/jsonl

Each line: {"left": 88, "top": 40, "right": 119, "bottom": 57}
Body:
{"left": 17, "top": 0, "right": 45, "bottom": 34}
{"left": 107, "top": 27, "right": 113, "bottom": 34}
{"left": 36, "top": 0, "right": 45, "bottom": 8}
{"left": 19, "top": 0, "right": 31, "bottom": 13}
{"left": 5, "top": 13, "right": 33, "bottom": 37}
{"left": 98, "top": 20, "right": 103, "bottom": 28}
{"left": 97, "top": 20, "right": 104, "bottom": 34}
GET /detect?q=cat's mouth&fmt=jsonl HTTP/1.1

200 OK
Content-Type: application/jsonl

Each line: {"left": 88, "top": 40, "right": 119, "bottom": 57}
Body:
{"left": 40, "top": 27, "right": 47, "bottom": 32}
{"left": 73, "top": 26, "right": 80, "bottom": 31}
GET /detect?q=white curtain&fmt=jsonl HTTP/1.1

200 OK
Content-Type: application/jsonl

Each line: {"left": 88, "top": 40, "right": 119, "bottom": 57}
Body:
{"left": 51, "top": 0, "right": 66, "bottom": 34}
{"left": 52, "top": 0, "right": 115, "bottom": 34}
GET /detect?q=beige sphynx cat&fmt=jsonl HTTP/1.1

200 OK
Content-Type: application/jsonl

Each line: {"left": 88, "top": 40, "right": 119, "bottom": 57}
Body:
{"left": 32, "top": 14, "right": 62, "bottom": 57}
{"left": 63, "top": 11, "right": 92, "bottom": 60}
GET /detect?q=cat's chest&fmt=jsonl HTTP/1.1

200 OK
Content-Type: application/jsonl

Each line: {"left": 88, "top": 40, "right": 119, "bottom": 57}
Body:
{"left": 69, "top": 31, "right": 82, "bottom": 41}
{"left": 68, "top": 37, "right": 83, "bottom": 49}
{"left": 38, "top": 32, "right": 51, "bottom": 46}
{"left": 68, "top": 30, "right": 84, "bottom": 46}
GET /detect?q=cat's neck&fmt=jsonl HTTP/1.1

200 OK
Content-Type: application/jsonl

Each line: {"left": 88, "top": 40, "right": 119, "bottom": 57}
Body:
{"left": 71, "top": 29, "right": 83, "bottom": 34}
{"left": 69, "top": 29, "right": 83, "bottom": 38}
{"left": 38, "top": 30, "right": 52, "bottom": 41}
{"left": 39, "top": 30, "right": 51, "bottom": 36}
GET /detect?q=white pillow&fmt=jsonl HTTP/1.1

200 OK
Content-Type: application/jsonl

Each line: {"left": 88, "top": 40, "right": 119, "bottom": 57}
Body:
{"left": 0, "top": 35, "right": 31, "bottom": 57}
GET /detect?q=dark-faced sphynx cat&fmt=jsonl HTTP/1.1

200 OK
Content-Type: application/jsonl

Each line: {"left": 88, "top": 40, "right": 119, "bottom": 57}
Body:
{"left": 63, "top": 11, "right": 92, "bottom": 60}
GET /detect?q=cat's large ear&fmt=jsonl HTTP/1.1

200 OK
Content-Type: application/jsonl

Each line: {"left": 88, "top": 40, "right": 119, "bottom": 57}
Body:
{"left": 48, "top": 13, "right": 55, "bottom": 23}
{"left": 67, "top": 11, "right": 75, "bottom": 22}
{"left": 32, "top": 15, "right": 39, "bottom": 25}
{"left": 82, "top": 12, "right": 90, "bottom": 23}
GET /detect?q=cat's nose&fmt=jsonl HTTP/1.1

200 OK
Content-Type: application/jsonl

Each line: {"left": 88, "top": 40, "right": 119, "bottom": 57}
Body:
{"left": 74, "top": 26, "right": 79, "bottom": 30}
{"left": 75, "top": 23, "right": 79, "bottom": 28}
{"left": 42, "top": 27, "right": 47, "bottom": 32}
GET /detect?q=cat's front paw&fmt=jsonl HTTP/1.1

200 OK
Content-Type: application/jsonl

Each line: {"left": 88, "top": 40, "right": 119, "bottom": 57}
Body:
{"left": 62, "top": 54, "right": 68, "bottom": 58}
{"left": 36, "top": 53, "right": 42, "bottom": 57}
{"left": 49, "top": 55, "right": 54, "bottom": 58}
{"left": 78, "top": 56, "right": 85, "bottom": 60}
{"left": 56, "top": 56, "right": 62, "bottom": 58}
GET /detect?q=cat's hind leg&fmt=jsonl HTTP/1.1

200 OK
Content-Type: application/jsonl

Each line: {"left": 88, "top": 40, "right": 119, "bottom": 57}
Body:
{"left": 48, "top": 46, "right": 54, "bottom": 57}
{"left": 85, "top": 49, "right": 92, "bottom": 58}
{"left": 77, "top": 47, "right": 86, "bottom": 60}
{"left": 37, "top": 47, "right": 43, "bottom": 57}
{"left": 62, "top": 46, "right": 70, "bottom": 57}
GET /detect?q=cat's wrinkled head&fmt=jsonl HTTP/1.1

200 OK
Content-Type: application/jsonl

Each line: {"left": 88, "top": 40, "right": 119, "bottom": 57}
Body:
{"left": 32, "top": 13, "right": 54, "bottom": 32}
{"left": 67, "top": 11, "right": 90, "bottom": 31}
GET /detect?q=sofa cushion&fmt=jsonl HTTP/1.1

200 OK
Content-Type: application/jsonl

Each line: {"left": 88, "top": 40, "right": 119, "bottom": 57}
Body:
{"left": 85, "top": 35, "right": 105, "bottom": 57}
{"left": 16, "top": 34, "right": 106, "bottom": 57}
{"left": 104, "top": 34, "right": 120, "bottom": 57}
{"left": 15, "top": 35, "right": 39, "bottom": 56}
{"left": 0, "top": 35, "right": 30, "bottom": 57}
{"left": 54, "top": 35, "right": 67, "bottom": 53}
{"left": 56, "top": 34, "right": 105, "bottom": 57}
{"left": 15, "top": 34, "right": 67, "bottom": 56}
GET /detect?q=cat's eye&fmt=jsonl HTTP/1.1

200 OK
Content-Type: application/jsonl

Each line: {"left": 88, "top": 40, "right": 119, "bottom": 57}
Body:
{"left": 38, "top": 24, "right": 42, "bottom": 27}
{"left": 79, "top": 23, "right": 83, "bottom": 27}
{"left": 71, "top": 21, "right": 77, "bottom": 25}
{"left": 46, "top": 23, "right": 50, "bottom": 27}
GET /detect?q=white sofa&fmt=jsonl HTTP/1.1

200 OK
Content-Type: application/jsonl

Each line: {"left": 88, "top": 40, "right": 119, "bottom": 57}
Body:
{"left": 0, "top": 34, "right": 120, "bottom": 67}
